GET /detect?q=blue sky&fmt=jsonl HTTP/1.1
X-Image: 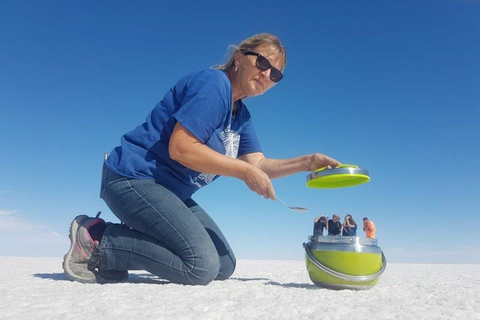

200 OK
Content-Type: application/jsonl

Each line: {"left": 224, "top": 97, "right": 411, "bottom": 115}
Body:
{"left": 1, "top": 1, "right": 479, "bottom": 263}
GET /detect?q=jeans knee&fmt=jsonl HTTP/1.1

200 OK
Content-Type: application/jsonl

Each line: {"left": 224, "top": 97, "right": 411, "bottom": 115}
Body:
{"left": 216, "top": 256, "right": 236, "bottom": 280}
{"left": 187, "top": 255, "right": 220, "bottom": 285}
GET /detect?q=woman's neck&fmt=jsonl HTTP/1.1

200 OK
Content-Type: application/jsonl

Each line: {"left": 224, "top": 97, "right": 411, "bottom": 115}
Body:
{"left": 226, "top": 69, "right": 245, "bottom": 102}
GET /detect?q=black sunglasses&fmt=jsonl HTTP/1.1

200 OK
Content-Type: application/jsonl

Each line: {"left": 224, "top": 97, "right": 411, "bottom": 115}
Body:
{"left": 243, "top": 51, "right": 283, "bottom": 83}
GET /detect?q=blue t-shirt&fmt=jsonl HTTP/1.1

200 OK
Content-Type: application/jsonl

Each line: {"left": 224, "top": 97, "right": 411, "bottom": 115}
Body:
{"left": 106, "top": 69, "right": 262, "bottom": 201}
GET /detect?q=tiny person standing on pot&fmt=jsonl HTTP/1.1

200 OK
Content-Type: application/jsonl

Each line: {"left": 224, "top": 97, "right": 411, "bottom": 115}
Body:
{"left": 328, "top": 214, "right": 342, "bottom": 236}
{"left": 313, "top": 215, "right": 328, "bottom": 237}
{"left": 363, "top": 217, "right": 376, "bottom": 238}
{"left": 63, "top": 33, "right": 340, "bottom": 285}
{"left": 343, "top": 214, "right": 357, "bottom": 236}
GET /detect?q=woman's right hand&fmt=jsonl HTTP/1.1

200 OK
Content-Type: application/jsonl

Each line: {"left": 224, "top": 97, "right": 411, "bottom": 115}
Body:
{"left": 242, "top": 165, "right": 276, "bottom": 200}
{"left": 308, "top": 153, "right": 341, "bottom": 171}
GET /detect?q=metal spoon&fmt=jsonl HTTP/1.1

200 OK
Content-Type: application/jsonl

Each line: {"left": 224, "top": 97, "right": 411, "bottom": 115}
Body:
{"left": 276, "top": 197, "right": 309, "bottom": 212}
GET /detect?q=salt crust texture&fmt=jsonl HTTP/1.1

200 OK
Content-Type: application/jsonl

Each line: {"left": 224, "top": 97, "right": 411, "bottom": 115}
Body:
{"left": 0, "top": 257, "right": 479, "bottom": 320}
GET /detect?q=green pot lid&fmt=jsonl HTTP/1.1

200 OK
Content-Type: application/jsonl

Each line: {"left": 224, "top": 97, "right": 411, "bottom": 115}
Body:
{"left": 306, "top": 164, "right": 370, "bottom": 189}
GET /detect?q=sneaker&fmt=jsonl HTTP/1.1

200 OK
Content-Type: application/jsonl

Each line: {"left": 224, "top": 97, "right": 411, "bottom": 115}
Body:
{"left": 63, "top": 215, "right": 105, "bottom": 283}
{"left": 63, "top": 214, "right": 128, "bottom": 283}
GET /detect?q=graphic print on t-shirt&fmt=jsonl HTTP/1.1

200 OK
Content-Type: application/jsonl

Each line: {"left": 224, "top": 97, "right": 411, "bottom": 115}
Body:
{"left": 221, "top": 125, "right": 240, "bottom": 159}
{"left": 192, "top": 125, "right": 240, "bottom": 188}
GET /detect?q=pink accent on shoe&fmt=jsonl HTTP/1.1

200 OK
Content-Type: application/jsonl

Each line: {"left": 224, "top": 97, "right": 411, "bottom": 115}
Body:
{"left": 74, "top": 242, "right": 88, "bottom": 259}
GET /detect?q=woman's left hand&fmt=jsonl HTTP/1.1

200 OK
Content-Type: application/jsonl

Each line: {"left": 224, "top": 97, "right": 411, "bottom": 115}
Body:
{"left": 308, "top": 153, "right": 340, "bottom": 171}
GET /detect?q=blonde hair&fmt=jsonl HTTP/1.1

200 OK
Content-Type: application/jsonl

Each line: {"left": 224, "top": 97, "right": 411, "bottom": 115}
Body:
{"left": 214, "top": 33, "right": 287, "bottom": 71}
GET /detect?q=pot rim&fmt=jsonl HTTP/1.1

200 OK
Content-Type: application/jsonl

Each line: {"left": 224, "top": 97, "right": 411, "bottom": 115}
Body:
{"left": 309, "top": 235, "right": 378, "bottom": 246}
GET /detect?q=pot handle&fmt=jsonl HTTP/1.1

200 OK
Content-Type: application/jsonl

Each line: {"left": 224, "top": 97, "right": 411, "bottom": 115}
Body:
{"left": 303, "top": 242, "right": 387, "bottom": 282}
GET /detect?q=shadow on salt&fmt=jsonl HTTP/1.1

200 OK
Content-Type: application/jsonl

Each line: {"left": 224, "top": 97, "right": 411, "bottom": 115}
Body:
{"left": 33, "top": 272, "right": 169, "bottom": 285}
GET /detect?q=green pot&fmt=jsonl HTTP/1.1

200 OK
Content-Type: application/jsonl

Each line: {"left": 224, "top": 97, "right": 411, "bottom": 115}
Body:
{"left": 304, "top": 236, "right": 386, "bottom": 290}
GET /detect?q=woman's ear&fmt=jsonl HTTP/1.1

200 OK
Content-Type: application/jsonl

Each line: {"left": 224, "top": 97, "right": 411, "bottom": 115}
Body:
{"left": 234, "top": 51, "right": 242, "bottom": 69}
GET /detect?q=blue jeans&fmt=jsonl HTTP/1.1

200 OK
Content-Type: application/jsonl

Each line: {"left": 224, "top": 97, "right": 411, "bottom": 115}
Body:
{"left": 99, "top": 164, "right": 236, "bottom": 285}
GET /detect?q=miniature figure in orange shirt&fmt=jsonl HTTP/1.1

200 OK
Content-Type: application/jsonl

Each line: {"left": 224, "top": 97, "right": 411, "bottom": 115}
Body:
{"left": 363, "top": 217, "right": 376, "bottom": 238}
